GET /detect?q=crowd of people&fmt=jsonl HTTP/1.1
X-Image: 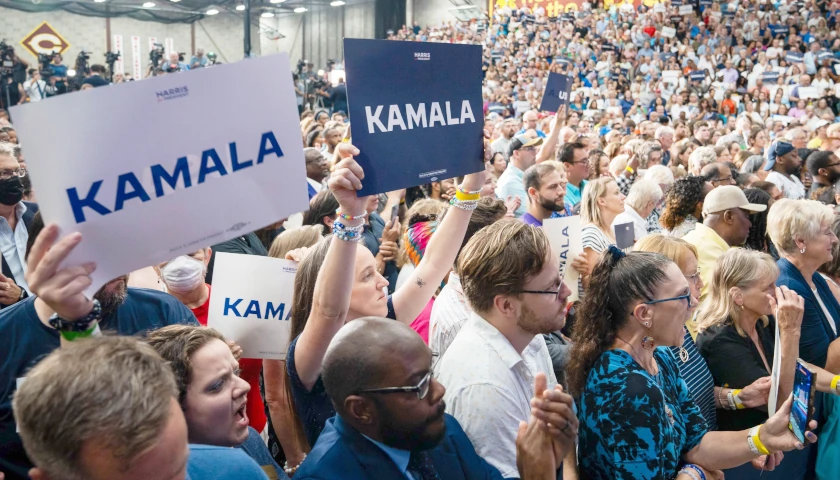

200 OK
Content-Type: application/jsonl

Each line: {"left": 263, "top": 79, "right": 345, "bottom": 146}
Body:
{"left": 3, "top": 0, "right": 840, "bottom": 479}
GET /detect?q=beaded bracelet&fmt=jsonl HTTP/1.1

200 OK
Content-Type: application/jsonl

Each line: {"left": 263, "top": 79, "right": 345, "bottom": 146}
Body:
{"left": 283, "top": 453, "right": 307, "bottom": 476}
{"left": 679, "top": 464, "right": 706, "bottom": 480}
{"left": 457, "top": 186, "right": 481, "bottom": 195}
{"left": 333, "top": 220, "right": 364, "bottom": 242}
{"left": 336, "top": 209, "right": 368, "bottom": 221}
{"left": 449, "top": 197, "right": 479, "bottom": 211}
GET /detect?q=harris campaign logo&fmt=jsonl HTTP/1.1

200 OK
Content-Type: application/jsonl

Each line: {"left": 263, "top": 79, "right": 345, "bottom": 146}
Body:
{"left": 414, "top": 52, "right": 430, "bottom": 61}
{"left": 156, "top": 86, "right": 189, "bottom": 102}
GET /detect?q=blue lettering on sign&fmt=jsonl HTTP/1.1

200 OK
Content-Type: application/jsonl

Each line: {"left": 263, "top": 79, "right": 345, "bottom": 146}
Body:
{"left": 365, "top": 101, "right": 476, "bottom": 134}
{"left": 66, "top": 131, "right": 284, "bottom": 224}
{"left": 223, "top": 297, "right": 291, "bottom": 320}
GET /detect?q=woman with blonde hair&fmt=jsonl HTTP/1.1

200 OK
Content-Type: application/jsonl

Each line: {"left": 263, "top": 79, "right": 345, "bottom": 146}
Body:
{"left": 580, "top": 177, "right": 625, "bottom": 289}
{"left": 267, "top": 225, "right": 323, "bottom": 260}
{"left": 696, "top": 248, "right": 840, "bottom": 478}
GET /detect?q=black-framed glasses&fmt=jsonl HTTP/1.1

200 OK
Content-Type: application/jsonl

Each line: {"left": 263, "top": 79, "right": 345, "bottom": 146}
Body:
{"left": 712, "top": 175, "right": 734, "bottom": 184}
{"left": 643, "top": 292, "right": 693, "bottom": 311}
{"left": 356, "top": 353, "right": 439, "bottom": 400}
{"left": 512, "top": 288, "right": 562, "bottom": 296}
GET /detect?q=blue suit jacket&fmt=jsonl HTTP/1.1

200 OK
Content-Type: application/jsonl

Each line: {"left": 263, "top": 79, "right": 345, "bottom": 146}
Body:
{"left": 294, "top": 414, "right": 505, "bottom": 480}
{"left": 776, "top": 258, "right": 840, "bottom": 368}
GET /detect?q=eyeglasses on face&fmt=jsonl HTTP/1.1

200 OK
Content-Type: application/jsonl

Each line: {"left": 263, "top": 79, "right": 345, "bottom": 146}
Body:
{"left": 0, "top": 168, "right": 26, "bottom": 181}
{"left": 684, "top": 269, "right": 701, "bottom": 287}
{"left": 355, "top": 353, "right": 440, "bottom": 400}
{"left": 642, "top": 291, "right": 693, "bottom": 311}
{"left": 712, "top": 175, "right": 734, "bottom": 184}
{"left": 512, "top": 287, "right": 563, "bottom": 296}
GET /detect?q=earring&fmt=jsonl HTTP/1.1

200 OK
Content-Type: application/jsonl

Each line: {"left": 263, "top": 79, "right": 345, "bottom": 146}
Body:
{"left": 801, "top": 247, "right": 806, "bottom": 254}
{"left": 740, "top": 304, "right": 745, "bottom": 310}
{"left": 644, "top": 321, "right": 650, "bottom": 327}
{"left": 679, "top": 346, "right": 689, "bottom": 363}
{"left": 642, "top": 335, "right": 656, "bottom": 350}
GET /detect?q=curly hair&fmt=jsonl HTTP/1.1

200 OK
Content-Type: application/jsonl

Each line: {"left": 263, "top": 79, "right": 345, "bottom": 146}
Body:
{"left": 567, "top": 249, "right": 672, "bottom": 395}
{"left": 743, "top": 188, "right": 772, "bottom": 253}
{"left": 659, "top": 175, "right": 707, "bottom": 230}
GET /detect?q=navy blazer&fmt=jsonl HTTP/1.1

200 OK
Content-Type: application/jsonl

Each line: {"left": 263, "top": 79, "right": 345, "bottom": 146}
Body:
{"left": 776, "top": 258, "right": 840, "bottom": 368}
{"left": 0, "top": 201, "right": 38, "bottom": 310}
{"left": 295, "top": 414, "right": 504, "bottom": 480}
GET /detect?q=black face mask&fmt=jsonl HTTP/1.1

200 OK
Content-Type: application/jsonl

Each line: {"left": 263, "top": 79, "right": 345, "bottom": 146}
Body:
{"left": 0, "top": 177, "right": 24, "bottom": 206}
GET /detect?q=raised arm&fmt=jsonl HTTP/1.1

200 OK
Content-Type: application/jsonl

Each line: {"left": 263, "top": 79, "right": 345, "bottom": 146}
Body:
{"left": 537, "top": 107, "right": 566, "bottom": 164}
{"left": 293, "top": 144, "right": 370, "bottom": 389}
{"left": 391, "top": 140, "right": 489, "bottom": 323}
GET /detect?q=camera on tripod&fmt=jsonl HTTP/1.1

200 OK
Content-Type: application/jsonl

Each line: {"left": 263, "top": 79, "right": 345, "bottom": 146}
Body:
{"left": 0, "top": 41, "right": 15, "bottom": 74}
{"left": 149, "top": 43, "right": 164, "bottom": 67}
{"left": 38, "top": 52, "right": 57, "bottom": 80}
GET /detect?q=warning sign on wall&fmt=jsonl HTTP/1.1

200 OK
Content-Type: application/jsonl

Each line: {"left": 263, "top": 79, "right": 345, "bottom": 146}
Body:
{"left": 19, "top": 21, "right": 71, "bottom": 59}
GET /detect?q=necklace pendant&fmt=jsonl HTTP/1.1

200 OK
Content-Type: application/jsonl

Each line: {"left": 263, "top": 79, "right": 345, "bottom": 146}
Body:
{"left": 679, "top": 346, "right": 689, "bottom": 363}
{"left": 665, "top": 405, "right": 675, "bottom": 425}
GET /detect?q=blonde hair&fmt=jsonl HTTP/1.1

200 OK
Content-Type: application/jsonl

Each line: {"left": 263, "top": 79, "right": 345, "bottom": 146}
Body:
{"left": 13, "top": 337, "right": 178, "bottom": 479}
{"left": 696, "top": 248, "right": 778, "bottom": 336}
{"left": 609, "top": 154, "right": 629, "bottom": 177}
{"left": 634, "top": 234, "right": 698, "bottom": 272}
{"left": 458, "top": 218, "right": 551, "bottom": 314}
{"left": 580, "top": 177, "right": 616, "bottom": 230}
{"left": 268, "top": 225, "right": 324, "bottom": 259}
{"left": 0, "top": 141, "right": 16, "bottom": 160}
{"left": 767, "top": 199, "right": 835, "bottom": 256}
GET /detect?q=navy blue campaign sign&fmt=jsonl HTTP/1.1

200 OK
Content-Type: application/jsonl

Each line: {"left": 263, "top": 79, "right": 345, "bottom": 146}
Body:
{"left": 786, "top": 51, "right": 804, "bottom": 63}
{"left": 689, "top": 70, "right": 706, "bottom": 81}
{"left": 345, "top": 39, "right": 483, "bottom": 196}
{"left": 540, "top": 72, "right": 572, "bottom": 113}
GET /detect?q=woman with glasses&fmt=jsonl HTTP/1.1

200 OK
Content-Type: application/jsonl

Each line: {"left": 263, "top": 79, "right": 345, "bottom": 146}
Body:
{"left": 696, "top": 248, "right": 840, "bottom": 479}
{"left": 569, "top": 246, "right": 818, "bottom": 480}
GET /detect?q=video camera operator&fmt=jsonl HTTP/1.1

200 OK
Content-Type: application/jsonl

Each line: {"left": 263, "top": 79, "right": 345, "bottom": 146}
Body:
{"left": 162, "top": 52, "right": 189, "bottom": 73}
{"left": 0, "top": 43, "right": 29, "bottom": 84}
{"left": 23, "top": 69, "right": 52, "bottom": 103}
{"left": 82, "top": 64, "right": 109, "bottom": 88}
{"left": 46, "top": 53, "right": 68, "bottom": 94}
{"left": 327, "top": 77, "right": 347, "bottom": 116}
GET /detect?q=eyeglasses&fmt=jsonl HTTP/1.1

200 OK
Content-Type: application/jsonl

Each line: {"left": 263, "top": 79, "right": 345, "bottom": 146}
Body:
{"left": 0, "top": 168, "right": 26, "bottom": 181}
{"left": 643, "top": 291, "right": 693, "bottom": 311}
{"left": 356, "top": 353, "right": 440, "bottom": 400}
{"left": 712, "top": 175, "right": 734, "bottom": 184}
{"left": 572, "top": 160, "right": 590, "bottom": 165}
{"left": 513, "top": 287, "right": 563, "bottom": 296}
{"left": 685, "top": 269, "right": 701, "bottom": 287}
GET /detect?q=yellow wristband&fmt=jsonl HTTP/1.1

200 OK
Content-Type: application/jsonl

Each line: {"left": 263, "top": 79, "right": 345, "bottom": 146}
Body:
{"left": 831, "top": 375, "right": 840, "bottom": 393}
{"left": 733, "top": 389, "right": 745, "bottom": 409}
{"left": 753, "top": 425, "right": 771, "bottom": 455}
{"left": 625, "top": 165, "right": 635, "bottom": 174}
{"left": 455, "top": 190, "right": 480, "bottom": 201}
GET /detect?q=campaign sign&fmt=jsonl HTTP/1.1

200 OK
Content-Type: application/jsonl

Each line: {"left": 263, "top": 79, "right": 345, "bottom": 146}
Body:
{"left": 699, "top": 0, "right": 712, "bottom": 5}
{"left": 344, "top": 39, "right": 483, "bottom": 196}
{"left": 540, "top": 72, "right": 573, "bottom": 113}
{"left": 544, "top": 215, "right": 582, "bottom": 303}
{"left": 786, "top": 51, "right": 804, "bottom": 63}
{"left": 9, "top": 54, "right": 307, "bottom": 295}
{"left": 762, "top": 70, "right": 780, "bottom": 84}
{"left": 819, "top": 51, "right": 834, "bottom": 62}
{"left": 661, "top": 27, "right": 676, "bottom": 38}
{"left": 679, "top": 5, "right": 694, "bottom": 15}
{"left": 207, "top": 253, "right": 296, "bottom": 360}
{"left": 689, "top": 70, "right": 706, "bottom": 81}
{"left": 653, "top": 3, "right": 666, "bottom": 13}
{"left": 769, "top": 25, "right": 790, "bottom": 36}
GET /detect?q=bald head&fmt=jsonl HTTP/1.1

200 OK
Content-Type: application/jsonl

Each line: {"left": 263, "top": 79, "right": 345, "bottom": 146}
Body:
{"left": 322, "top": 317, "right": 426, "bottom": 411}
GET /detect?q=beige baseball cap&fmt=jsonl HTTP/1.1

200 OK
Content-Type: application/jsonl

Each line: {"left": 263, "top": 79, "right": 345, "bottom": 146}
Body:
{"left": 702, "top": 186, "right": 767, "bottom": 216}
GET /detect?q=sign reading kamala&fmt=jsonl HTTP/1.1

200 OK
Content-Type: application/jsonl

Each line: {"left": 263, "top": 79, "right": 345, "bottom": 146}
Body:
{"left": 208, "top": 253, "right": 297, "bottom": 360}
{"left": 345, "top": 39, "right": 484, "bottom": 196}
{"left": 9, "top": 54, "right": 308, "bottom": 295}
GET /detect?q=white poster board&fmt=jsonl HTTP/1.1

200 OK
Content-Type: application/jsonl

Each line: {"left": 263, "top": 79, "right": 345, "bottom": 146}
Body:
{"left": 661, "top": 27, "right": 676, "bottom": 38}
{"left": 207, "top": 253, "right": 297, "bottom": 360}
{"left": 544, "top": 216, "right": 583, "bottom": 302}
{"left": 796, "top": 86, "right": 821, "bottom": 99}
{"left": 9, "top": 54, "right": 308, "bottom": 295}
{"left": 654, "top": 3, "right": 666, "bottom": 13}
{"left": 679, "top": 5, "right": 694, "bottom": 15}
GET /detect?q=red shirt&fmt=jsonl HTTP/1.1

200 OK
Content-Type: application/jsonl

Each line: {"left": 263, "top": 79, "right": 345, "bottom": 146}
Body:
{"left": 643, "top": 25, "right": 656, "bottom": 38}
{"left": 192, "top": 285, "right": 267, "bottom": 433}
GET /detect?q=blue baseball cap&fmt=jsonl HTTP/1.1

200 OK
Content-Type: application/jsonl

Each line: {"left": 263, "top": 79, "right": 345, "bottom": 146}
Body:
{"left": 763, "top": 141, "right": 796, "bottom": 171}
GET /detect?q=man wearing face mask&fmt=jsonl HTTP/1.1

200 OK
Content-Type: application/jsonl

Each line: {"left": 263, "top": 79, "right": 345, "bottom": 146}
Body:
{"left": 0, "top": 142, "right": 37, "bottom": 310}
{"left": 155, "top": 248, "right": 268, "bottom": 434}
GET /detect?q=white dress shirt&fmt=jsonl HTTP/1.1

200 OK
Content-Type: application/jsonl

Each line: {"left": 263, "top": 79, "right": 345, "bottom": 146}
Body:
{"left": 429, "top": 273, "right": 470, "bottom": 359}
{"left": 436, "top": 314, "right": 557, "bottom": 478}
{"left": 0, "top": 203, "right": 30, "bottom": 293}
{"left": 765, "top": 171, "right": 806, "bottom": 200}
{"left": 612, "top": 203, "right": 649, "bottom": 242}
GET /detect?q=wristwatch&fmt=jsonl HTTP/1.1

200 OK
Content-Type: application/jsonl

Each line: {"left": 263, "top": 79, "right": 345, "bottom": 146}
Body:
{"left": 17, "top": 286, "right": 26, "bottom": 302}
{"left": 48, "top": 299, "right": 102, "bottom": 332}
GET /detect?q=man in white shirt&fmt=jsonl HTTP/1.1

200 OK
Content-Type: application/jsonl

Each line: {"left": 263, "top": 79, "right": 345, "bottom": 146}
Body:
{"left": 764, "top": 140, "right": 806, "bottom": 199}
{"left": 611, "top": 179, "right": 662, "bottom": 242}
{"left": 22, "top": 69, "right": 47, "bottom": 103}
{"left": 435, "top": 219, "right": 573, "bottom": 478}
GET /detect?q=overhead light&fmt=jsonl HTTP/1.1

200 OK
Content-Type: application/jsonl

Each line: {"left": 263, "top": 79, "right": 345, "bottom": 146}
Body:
{"left": 235, "top": 4, "right": 245, "bottom": 10}
{"left": 269, "top": 0, "right": 285, "bottom": 3}
{"left": 94, "top": 0, "right": 107, "bottom": 3}
{"left": 206, "top": 8, "right": 219, "bottom": 14}
{"left": 294, "top": 6, "right": 306, "bottom": 12}
{"left": 261, "top": 11, "right": 274, "bottom": 17}
{"left": 170, "top": 0, "right": 181, "bottom": 2}
{"left": 142, "top": 1, "right": 155, "bottom": 7}
{"left": 330, "top": 0, "right": 345, "bottom": 5}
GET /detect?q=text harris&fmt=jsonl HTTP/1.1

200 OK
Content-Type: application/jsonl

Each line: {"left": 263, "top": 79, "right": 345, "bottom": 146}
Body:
{"left": 365, "top": 100, "right": 476, "bottom": 134}
{"left": 66, "top": 131, "right": 285, "bottom": 224}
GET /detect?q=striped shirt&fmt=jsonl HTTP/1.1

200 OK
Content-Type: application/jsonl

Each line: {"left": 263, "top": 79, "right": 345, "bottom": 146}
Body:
{"left": 429, "top": 273, "right": 470, "bottom": 359}
{"left": 667, "top": 328, "right": 717, "bottom": 431}
{"left": 580, "top": 225, "right": 613, "bottom": 299}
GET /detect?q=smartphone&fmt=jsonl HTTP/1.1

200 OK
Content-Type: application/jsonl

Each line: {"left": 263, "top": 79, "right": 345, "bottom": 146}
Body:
{"left": 389, "top": 204, "right": 399, "bottom": 227}
{"left": 790, "top": 359, "right": 816, "bottom": 444}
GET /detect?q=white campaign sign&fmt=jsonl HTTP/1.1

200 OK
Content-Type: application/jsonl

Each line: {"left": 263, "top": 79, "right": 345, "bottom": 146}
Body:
{"left": 661, "top": 27, "right": 676, "bottom": 38}
{"left": 544, "top": 216, "right": 582, "bottom": 303}
{"left": 10, "top": 54, "right": 308, "bottom": 295}
{"left": 207, "top": 253, "right": 296, "bottom": 360}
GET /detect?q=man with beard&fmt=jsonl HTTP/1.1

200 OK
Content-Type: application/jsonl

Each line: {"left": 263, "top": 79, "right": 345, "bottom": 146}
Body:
{"left": 805, "top": 150, "right": 840, "bottom": 198}
{"left": 0, "top": 143, "right": 37, "bottom": 309}
{"left": 764, "top": 140, "right": 806, "bottom": 200}
{"left": 520, "top": 163, "right": 571, "bottom": 227}
{"left": 296, "top": 317, "right": 577, "bottom": 480}
{"left": 0, "top": 214, "right": 197, "bottom": 480}
{"left": 434, "top": 220, "right": 575, "bottom": 478}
